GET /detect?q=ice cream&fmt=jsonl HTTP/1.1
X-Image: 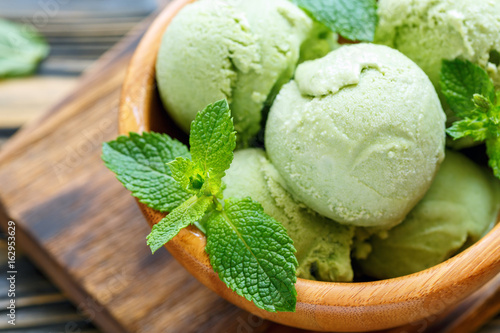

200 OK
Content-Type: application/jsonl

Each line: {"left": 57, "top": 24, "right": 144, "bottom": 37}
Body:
{"left": 356, "top": 151, "right": 500, "bottom": 279}
{"left": 156, "top": 0, "right": 335, "bottom": 145}
{"left": 375, "top": 0, "right": 500, "bottom": 88}
{"left": 375, "top": 0, "right": 500, "bottom": 133}
{"left": 223, "top": 149, "right": 355, "bottom": 282}
{"left": 299, "top": 23, "right": 340, "bottom": 63}
{"left": 265, "top": 43, "right": 446, "bottom": 228}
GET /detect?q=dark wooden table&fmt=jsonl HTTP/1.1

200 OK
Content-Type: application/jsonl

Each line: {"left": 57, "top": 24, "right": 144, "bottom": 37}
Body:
{"left": 0, "top": 1, "right": 499, "bottom": 333}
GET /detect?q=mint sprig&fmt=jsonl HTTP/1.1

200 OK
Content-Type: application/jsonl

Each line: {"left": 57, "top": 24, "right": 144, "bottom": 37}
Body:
{"left": 291, "top": 0, "right": 378, "bottom": 42}
{"left": 440, "top": 59, "right": 500, "bottom": 178}
{"left": 102, "top": 100, "right": 298, "bottom": 312}
{"left": 190, "top": 99, "right": 236, "bottom": 181}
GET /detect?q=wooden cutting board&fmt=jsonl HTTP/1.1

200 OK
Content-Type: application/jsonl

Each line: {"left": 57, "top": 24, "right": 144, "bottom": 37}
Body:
{"left": 0, "top": 11, "right": 498, "bottom": 333}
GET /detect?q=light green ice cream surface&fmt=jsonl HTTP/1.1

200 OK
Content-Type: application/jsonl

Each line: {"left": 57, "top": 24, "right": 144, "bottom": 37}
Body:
{"left": 156, "top": 0, "right": 335, "bottom": 145}
{"left": 375, "top": 0, "right": 500, "bottom": 139}
{"left": 223, "top": 148, "right": 355, "bottom": 282}
{"left": 357, "top": 150, "right": 500, "bottom": 279}
{"left": 376, "top": 0, "right": 500, "bottom": 88}
{"left": 265, "top": 43, "right": 446, "bottom": 229}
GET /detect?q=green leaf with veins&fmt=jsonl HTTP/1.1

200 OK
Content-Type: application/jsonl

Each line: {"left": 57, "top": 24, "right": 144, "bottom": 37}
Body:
{"left": 441, "top": 58, "right": 500, "bottom": 179}
{"left": 102, "top": 132, "right": 191, "bottom": 212}
{"left": 190, "top": 99, "right": 236, "bottom": 181}
{"left": 440, "top": 59, "right": 496, "bottom": 118}
{"left": 291, "top": 0, "right": 378, "bottom": 42}
{"left": 205, "top": 197, "right": 298, "bottom": 312}
{"left": 147, "top": 195, "right": 213, "bottom": 253}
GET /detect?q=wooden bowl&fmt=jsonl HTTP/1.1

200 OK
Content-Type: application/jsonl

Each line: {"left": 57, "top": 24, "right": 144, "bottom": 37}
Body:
{"left": 119, "top": 0, "right": 500, "bottom": 331}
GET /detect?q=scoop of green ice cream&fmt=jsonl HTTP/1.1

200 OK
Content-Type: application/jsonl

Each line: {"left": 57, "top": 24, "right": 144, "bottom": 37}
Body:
{"left": 156, "top": 0, "right": 317, "bottom": 145}
{"left": 375, "top": 0, "right": 500, "bottom": 139}
{"left": 357, "top": 151, "right": 500, "bottom": 279}
{"left": 376, "top": 0, "right": 500, "bottom": 88}
{"left": 265, "top": 43, "right": 446, "bottom": 228}
{"left": 223, "top": 148, "right": 355, "bottom": 282}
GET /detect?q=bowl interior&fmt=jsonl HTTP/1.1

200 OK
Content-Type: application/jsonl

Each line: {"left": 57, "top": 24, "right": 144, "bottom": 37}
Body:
{"left": 119, "top": 0, "right": 500, "bottom": 331}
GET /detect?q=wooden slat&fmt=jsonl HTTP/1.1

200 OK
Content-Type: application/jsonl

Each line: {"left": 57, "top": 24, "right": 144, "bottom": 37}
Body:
{"left": 0, "top": 303, "right": 87, "bottom": 330}
{"left": 0, "top": 293, "right": 67, "bottom": 309}
{"left": 0, "top": 77, "right": 78, "bottom": 127}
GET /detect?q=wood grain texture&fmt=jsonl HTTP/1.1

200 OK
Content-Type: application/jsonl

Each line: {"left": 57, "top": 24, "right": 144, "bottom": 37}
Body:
{"left": 0, "top": 77, "right": 78, "bottom": 127}
{"left": 119, "top": 0, "right": 500, "bottom": 332}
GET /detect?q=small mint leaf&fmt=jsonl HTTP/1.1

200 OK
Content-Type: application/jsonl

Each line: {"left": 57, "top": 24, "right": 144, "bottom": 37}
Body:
{"left": 440, "top": 59, "right": 496, "bottom": 118}
{"left": 291, "top": 0, "right": 378, "bottom": 42}
{"left": 446, "top": 117, "right": 490, "bottom": 142}
{"left": 191, "top": 174, "right": 205, "bottom": 190}
{"left": 205, "top": 197, "right": 298, "bottom": 312}
{"left": 473, "top": 94, "right": 493, "bottom": 112}
{"left": 168, "top": 157, "right": 203, "bottom": 194}
{"left": 487, "top": 137, "right": 500, "bottom": 179}
{"left": 190, "top": 99, "right": 236, "bottom": 180}
{"left": 102, "top": 132, "right": 191, "bottom": 212}
{"left": 147, "top": 195, "right": 212, "bottom": 253}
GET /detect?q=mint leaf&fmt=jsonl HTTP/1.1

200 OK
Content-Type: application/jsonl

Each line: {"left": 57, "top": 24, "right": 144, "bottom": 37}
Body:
{"left": 447, "top": 116, "right": 489, "bottom": 141}
{"left": 291, "top": 0, "right": 377, "bottom": 42}
{"left": 487, "top": 137, "right": 500, "bottom": 178}
{"left": 168, "top": 157, "right": 203, "bottom": 194}
{"left": 0, "top": 19, "right": 49, "bottom": 78}
{"left": 102, "top": 132, "right": 191, "bottom": 212}
{"left": 190, "top": 100, "right": 236, "bottom": 180}
{"left": 205, "top": 198, "right": 298, "bottom": 312}
{"left": 147, "top": 195, "right": 212, "bottom": 253}
{"left": 440, "top": 59, "right": 496, "bottom": 118}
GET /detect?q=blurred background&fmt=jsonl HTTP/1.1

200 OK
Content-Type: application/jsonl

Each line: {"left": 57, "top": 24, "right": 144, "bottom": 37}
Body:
{"left": 0, "top": 0, "right": 165, "bottom": 147}
{"left": 0, "top": 0, "right": 169, "bottom": 144}
{"left": 0, "top": 1, "right": 162, "bottom": 332}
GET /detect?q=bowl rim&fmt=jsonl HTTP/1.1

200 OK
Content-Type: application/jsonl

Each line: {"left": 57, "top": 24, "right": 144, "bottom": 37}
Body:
{"left": 118, "top": 0, "right": 500, "bottom": 331}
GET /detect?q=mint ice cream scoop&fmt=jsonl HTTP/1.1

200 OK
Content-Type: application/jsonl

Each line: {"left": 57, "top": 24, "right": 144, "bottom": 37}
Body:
{"left": 375, "top": 0, "right": 500, "bottom": 137}
{"left": 223, "top": 149, "right": 355, "bottom": 282}
{"left": 265, "top": 44, "right": 446, "bottom": 228}
{"left": 156, "top": 0, "right": 329, "bottom": 145}
{"left": 376, "top": 0, "right": 500, "bottom": 88}
{"left": 357, "top": 151, "right": 500, "bottom": 279}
